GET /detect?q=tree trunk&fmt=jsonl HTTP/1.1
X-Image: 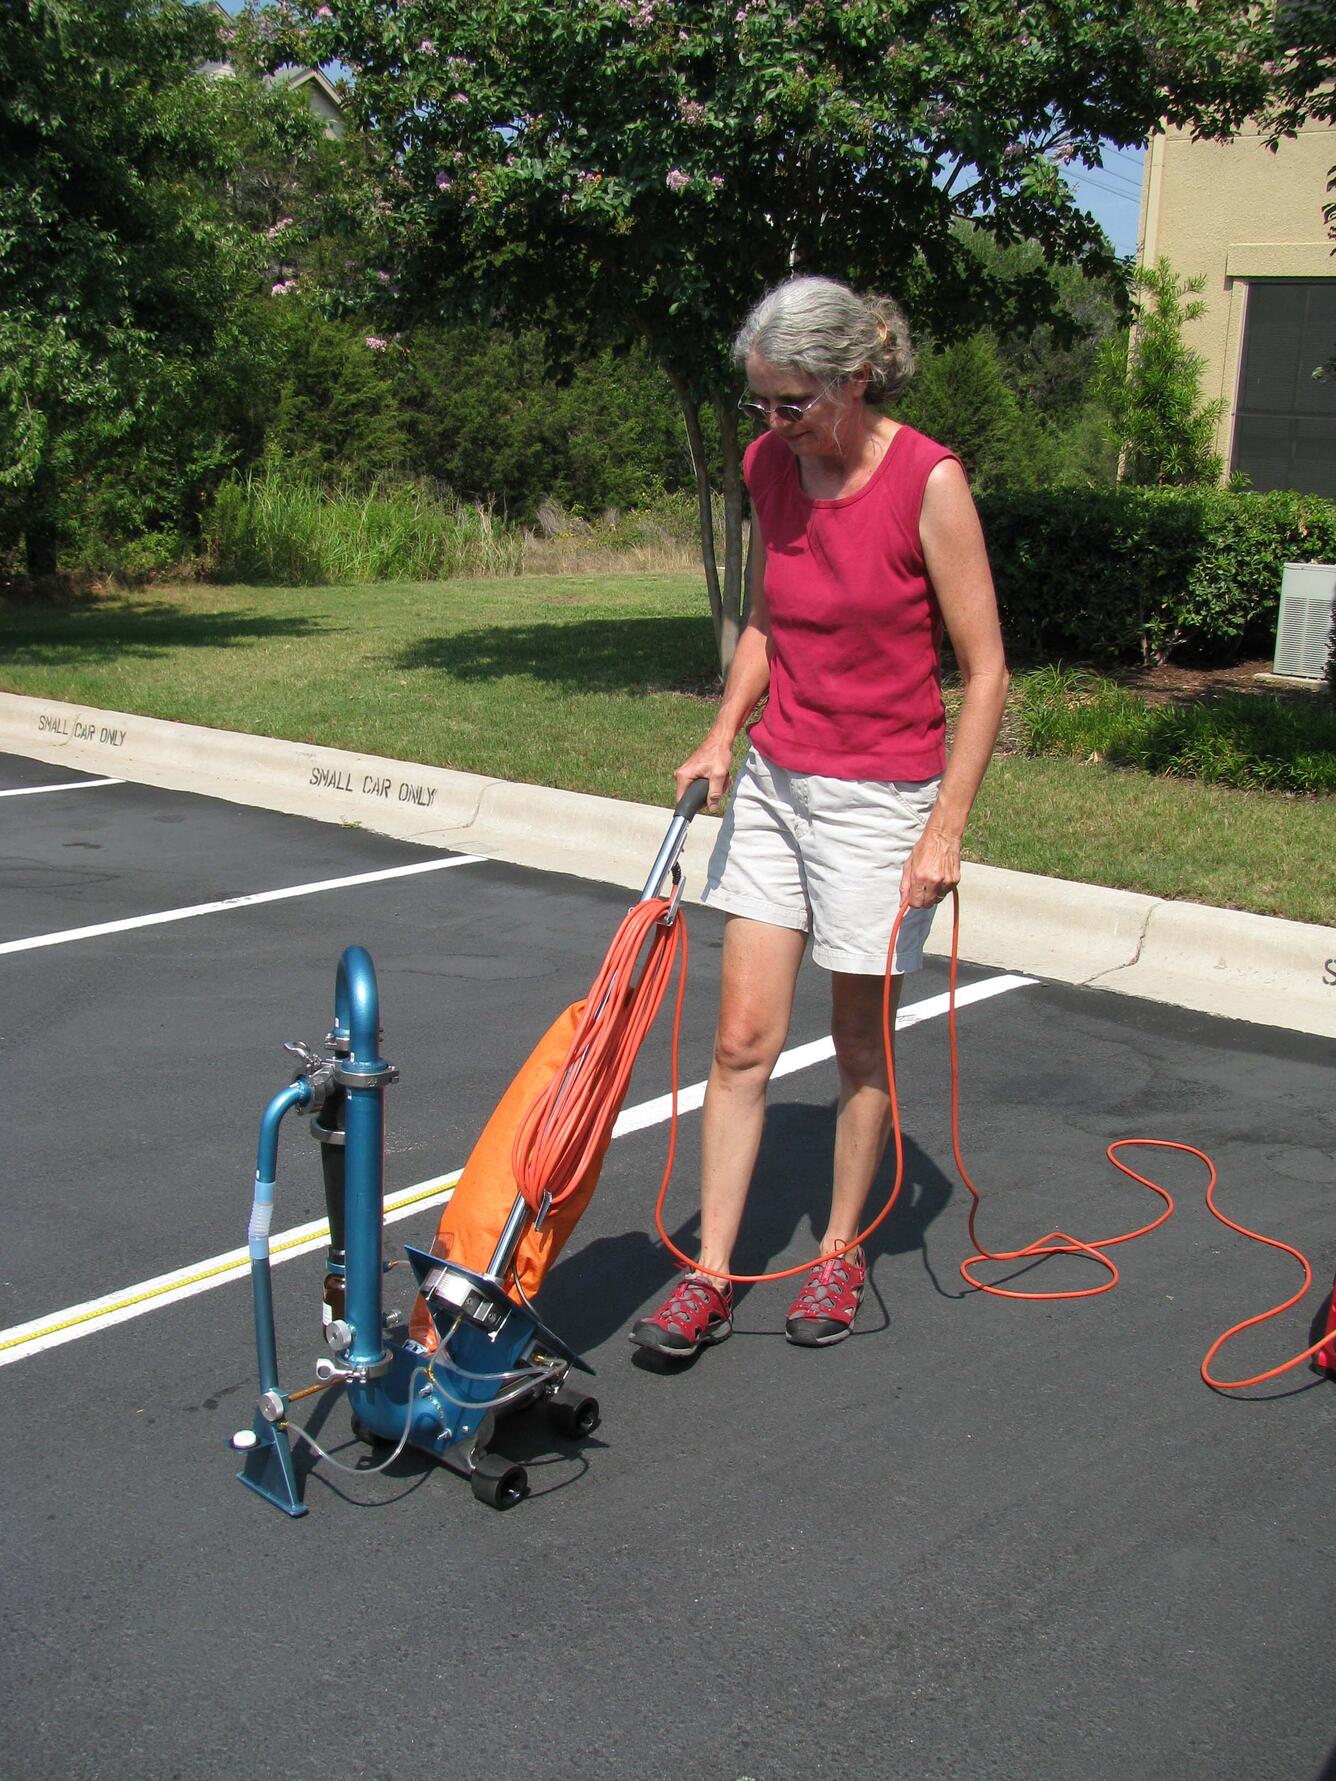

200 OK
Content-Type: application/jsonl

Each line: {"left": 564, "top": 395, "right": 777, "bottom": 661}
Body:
{"left": 23, "top": 466, "right": 59, "bottom": 580}
{"left": 668, "top": 370, "right": 749, "bottom": 678}
{"left": 711, "top": 393, "right": 745, "bottom": 678}
{"left": 668, "top": 369, "right": 724, "bottom": 647}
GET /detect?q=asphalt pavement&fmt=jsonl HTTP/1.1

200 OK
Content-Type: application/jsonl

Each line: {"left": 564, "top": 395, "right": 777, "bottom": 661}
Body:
{"left": 2, "top": 753, "right": 1333, "bottom": 1781}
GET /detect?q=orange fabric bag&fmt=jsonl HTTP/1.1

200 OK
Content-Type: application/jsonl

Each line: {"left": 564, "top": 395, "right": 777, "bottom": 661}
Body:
{"left": 408, "top": 999, "right": 616, "bottom": 1348}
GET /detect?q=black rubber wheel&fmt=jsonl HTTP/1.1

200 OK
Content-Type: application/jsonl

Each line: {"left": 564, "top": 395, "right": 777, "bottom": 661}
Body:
{"left": 546, "top": 1390, "right": 601, "bottom": 1439}
{"left": 470, "top": 1453, "right": 528, "bottom": 1509}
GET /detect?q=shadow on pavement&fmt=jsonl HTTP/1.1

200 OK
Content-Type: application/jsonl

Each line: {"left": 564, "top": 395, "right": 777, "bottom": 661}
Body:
{"left": 535, "top": 1099, "right": 957, "bottom": 1354}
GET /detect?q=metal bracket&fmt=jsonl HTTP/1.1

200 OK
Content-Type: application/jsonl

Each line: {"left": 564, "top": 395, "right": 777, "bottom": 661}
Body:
{"left": 658, "top": 863, "right": 685, "bottom": 927}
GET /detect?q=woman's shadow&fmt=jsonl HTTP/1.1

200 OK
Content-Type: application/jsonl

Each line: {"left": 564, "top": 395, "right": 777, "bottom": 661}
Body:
{"left": 532, "top": 1097, "right": 958, "bottom": 1357}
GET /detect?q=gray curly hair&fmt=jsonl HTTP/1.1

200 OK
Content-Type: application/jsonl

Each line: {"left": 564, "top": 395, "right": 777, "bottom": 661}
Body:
{"left": 733, "top": 275, "right": 916, "bottom": 403}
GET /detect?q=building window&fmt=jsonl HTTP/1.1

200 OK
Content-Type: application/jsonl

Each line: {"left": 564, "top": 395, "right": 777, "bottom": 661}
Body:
{"left": 1231, "top": 279, "right": 1336, "bottom": 500}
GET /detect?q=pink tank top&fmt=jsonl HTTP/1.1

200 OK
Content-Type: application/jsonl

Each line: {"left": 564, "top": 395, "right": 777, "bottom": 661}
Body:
{"left": 745, "top": 423, "right": 958, "bottom": 780}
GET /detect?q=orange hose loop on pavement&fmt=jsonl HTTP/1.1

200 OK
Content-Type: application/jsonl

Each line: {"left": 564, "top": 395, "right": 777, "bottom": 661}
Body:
{"left": 941, "top": 894, "right": 1328, "bottom": 1389}
{"left": 1196, "top": 1161, "right": 1331, "bottom": 1390}
{"left": 652, "top": 900, "right": 924, "bottom": 1285}
{"left": 650, "top": 889, "right": 1329, "bottom": 1389}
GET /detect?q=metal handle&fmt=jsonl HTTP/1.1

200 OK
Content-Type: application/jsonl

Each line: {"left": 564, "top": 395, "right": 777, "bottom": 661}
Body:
{"left": 673, "top": 777, "right": 712, "bottom": 822}
{"left": 639, "top": 778, "right": 713, "bottom": 905}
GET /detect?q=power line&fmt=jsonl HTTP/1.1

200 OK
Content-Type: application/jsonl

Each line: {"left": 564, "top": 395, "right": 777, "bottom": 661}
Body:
{"left": 1064, "top": 168, "right": 1142, "bottom": 206}
{"left": 1075, "top": 162, "right": 1145, "bottom": 195}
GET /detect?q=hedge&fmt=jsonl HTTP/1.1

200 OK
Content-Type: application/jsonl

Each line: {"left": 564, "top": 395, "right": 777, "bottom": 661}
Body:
{"left": 976, "top": 485, "right": 1336, "bottom": 662}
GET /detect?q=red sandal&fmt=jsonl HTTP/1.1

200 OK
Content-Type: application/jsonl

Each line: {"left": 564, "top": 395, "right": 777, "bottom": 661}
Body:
{"left": 630, "top": 1273, "right": 733, "bottom": 1358}
{"left": 785, "top": 1246, "right": 867, "bottom": 1346}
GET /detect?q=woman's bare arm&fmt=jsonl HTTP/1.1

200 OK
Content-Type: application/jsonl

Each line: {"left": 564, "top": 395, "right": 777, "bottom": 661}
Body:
{"left": 902, "top": 457, "right": 1010, "bottom": 907}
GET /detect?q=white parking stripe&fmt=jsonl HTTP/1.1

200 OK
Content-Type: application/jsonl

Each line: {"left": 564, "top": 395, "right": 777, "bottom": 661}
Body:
{"left": 0, "top": 777, "right": 124, "bottom": 797}
{"left": 611, "top": 974, "right": 1036, "bottom": 1135}
{"left": 0, "top": 854, "right": 484, "bottom": 955}
{"left": 0, "top": 973, "right": 1035, "bottom": 1367}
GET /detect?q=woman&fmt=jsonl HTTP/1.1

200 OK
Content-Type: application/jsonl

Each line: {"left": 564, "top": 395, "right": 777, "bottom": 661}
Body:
{"left": 631, "top": 274, "right": 1009, "bottom": 1356}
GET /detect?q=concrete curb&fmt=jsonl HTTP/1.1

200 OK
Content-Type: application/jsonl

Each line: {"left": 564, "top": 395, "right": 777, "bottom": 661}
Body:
{"left": 4, "top": 690, "right": 1334, "bottom": 1037}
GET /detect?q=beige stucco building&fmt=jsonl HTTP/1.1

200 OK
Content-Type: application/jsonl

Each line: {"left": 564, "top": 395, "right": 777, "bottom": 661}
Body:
{"left": 1137, "top": 114, "right": 1334, "bottom": 497}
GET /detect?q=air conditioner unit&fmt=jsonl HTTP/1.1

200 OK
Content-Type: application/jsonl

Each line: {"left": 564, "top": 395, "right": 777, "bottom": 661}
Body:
{"left": 1273, "top": 562, "right": 1336, "bottom": 680}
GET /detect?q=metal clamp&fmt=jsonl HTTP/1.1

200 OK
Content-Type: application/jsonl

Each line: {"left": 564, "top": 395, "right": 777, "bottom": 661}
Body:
{"left": 283, "top": 1041, "right": 337, "bottom": 1110}
{"left": 325, "top": 1023, "right": 385, "bottom": 1058}
{"left": 314, "top": 1352, "right": 392, "bottom": 1386}
{"left": 333, "top": 1059, "right": 400, "bottom": 1090}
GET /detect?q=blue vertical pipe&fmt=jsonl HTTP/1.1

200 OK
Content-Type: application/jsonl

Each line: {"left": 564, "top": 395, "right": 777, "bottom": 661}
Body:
{"left": 250, "top": 1081, "right": 312, "bottom": 1395}
{"left": 335, "top": 946, "right": 388, "bottom": 1373}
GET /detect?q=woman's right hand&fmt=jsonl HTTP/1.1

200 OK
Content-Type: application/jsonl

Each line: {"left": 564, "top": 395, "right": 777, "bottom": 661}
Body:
{"left": 675, "top": 736, "right": 734, "bottom": 811}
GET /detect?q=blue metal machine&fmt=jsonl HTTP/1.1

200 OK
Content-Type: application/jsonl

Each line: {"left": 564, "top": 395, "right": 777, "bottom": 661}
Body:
{"left": 232, "top": 944, "right": 597, "bottom": 1517}
{"left": 232, "top": 783, "right": 709, "bottom": 1517}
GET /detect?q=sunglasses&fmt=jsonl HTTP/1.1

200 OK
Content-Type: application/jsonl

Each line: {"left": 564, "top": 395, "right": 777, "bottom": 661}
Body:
{"left": 737, "top": 381, "right": 839, "bottom": 425}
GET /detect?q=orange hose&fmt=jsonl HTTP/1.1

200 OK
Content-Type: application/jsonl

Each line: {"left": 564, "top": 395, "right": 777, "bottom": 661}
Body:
{"left": 511, "top": 882, "right": 1330, "bottom": 1391}
{"left": 649, "top": 890, "right": 1331, "bottom": 1389}
{"left": 651, "top": 904, "right": 912, "bottom": 1283}
{"left": 945, "top": 894, "right": 1329, "bottom": 1388}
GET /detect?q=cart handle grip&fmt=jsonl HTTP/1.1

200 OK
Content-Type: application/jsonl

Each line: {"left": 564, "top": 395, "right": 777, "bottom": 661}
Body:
{"left": 673, "top": 778, "right": 712, "bottom": 822}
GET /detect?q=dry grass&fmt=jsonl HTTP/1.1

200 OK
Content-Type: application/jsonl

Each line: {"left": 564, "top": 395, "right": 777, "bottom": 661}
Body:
{"left": 520, "top": 532, "right": 709, "bottom": 576}
{"left": 518, "top": 493, "right": 739, "bottom": 578}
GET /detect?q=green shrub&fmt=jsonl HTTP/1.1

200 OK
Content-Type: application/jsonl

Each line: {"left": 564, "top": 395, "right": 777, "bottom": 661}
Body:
{"left": 109, "top": 530, "right": 189, "bottom": 585}
{"left": 978, "top": 484, "right": 1336, "bottom": 661}
{"left": 1094, "top": 259, "right": 1224, "bottom": 487}
{"left": 1016, "top": 666, "right": 1336, "bottom": 795}
{"left": 249, "top": 315, "right": 702, "bottom": 524}
{"left": 202, "top": 468, "right": 523, "bottom": 583}
{"left": 896, "top": 333, "right": 1029, "bottom": 492}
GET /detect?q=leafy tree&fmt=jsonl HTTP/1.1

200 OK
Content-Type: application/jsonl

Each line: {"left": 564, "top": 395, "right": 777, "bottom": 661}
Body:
{"left": 959, "top": 228, "right": 1127, "bottom": 421}
{"left": 246, "top": 312, "right": 698, "bottom": 514}
{"left": 1260, "top": 0, "right": 1336, "bottom": 238}
{"left": 258, "top": 306, "right": 416, "bottom": 479}
{"left": 1096, "top": 258, "right": 1225, "bottom": 487}
{"left": 398, "top": 327, "right": 695, "bottom": 516}
{"left": 900, "top": 228, "right": 1123, "bottom": 489}
{"left": 897, "top": 334, "right": 1027, "bottom": 491}
{"left": 0, "top": 1, "right": 280, "bottom": 577}
{"left": 262, "top": 0, "right": 1274, "bottom": 668}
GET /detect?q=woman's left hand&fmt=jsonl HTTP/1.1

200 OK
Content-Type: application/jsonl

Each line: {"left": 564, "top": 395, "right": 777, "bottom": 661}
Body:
{"left": 900, "top": 826, "right": 961, "bottom": 909}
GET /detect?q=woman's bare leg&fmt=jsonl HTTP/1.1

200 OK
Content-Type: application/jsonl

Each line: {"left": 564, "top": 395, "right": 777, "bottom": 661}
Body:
{"left": 696, "top": 915, "right": 807, "bottom": 1275}
{"left": 821, "top": 970, "right": 905, "bottom": 1252}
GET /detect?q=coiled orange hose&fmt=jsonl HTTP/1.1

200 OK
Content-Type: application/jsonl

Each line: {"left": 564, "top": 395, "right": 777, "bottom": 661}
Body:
{"left": 511, "top": 896, "right": 688, "bottom": 1216}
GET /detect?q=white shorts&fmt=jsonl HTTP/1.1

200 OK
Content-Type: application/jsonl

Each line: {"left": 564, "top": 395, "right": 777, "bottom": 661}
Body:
{"left": 700, "top": 749, "right": 941, "bottom": 975}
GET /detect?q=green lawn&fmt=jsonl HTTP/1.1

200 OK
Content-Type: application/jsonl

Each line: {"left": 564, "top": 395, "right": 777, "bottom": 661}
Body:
{"left": 3, "top": 573, "right": 1333, "bottom": 926}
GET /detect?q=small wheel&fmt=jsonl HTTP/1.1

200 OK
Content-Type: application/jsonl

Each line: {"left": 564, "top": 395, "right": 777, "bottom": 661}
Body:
{"left": 470, "top": 1453, "right": 528, "bottom": 1510}
{"left": 546, "top": 1390, "right": 601, "bottom": 1440}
